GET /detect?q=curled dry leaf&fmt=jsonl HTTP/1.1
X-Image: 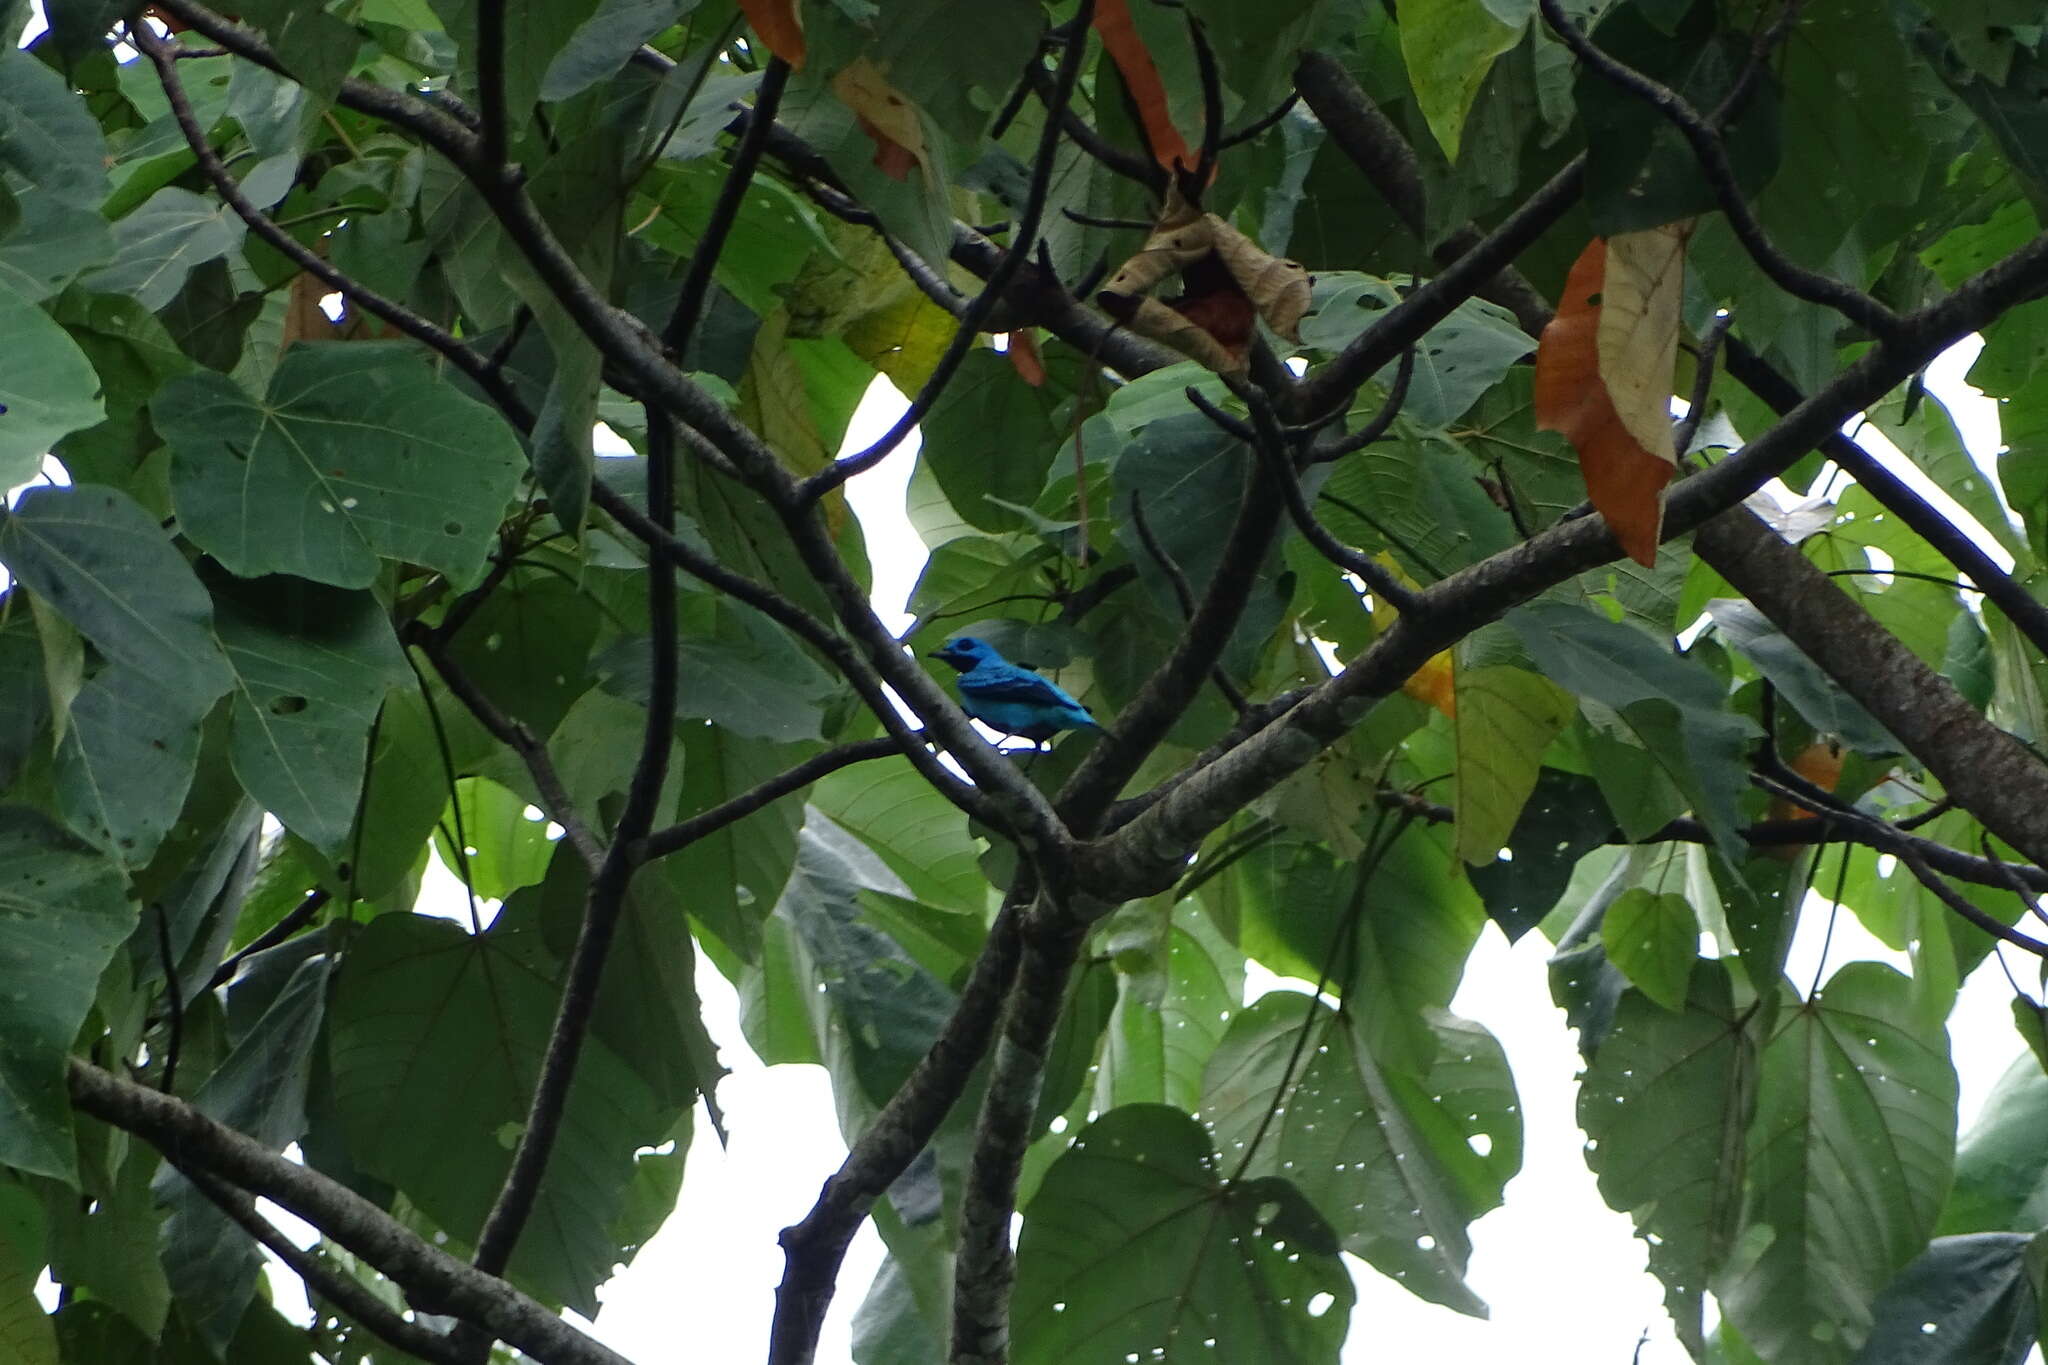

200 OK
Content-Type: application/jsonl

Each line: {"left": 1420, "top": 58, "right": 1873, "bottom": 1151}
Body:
{"left": 1095, "top": 188, "right": 1311, "bottom": 374}
{"left": 1093, "top": 0, "right": 1195, "bottom": 173}
{"left": 739, "top": 0, "right": 805, "bottom": 69}
{"left": 1006, "top": 330, "right": 1046, "bottom": 387}
{"left": 831, "top": 58, "right": 927, "bottom": 183}
{"left": 1534, "top": 224, "right": 1691, "bottom": 568}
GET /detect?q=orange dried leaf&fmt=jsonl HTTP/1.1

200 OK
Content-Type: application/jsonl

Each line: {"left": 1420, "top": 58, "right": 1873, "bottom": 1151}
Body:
{"left": 1766, "top": 740, "right": 1846, "bottom": 853}
{"left": 832, "top": 59, "right": 929, "bottom": 183}
{"left": 1092, "top": 0, "right": 1195, "bottom": 173}
{"left": 1006, "top": 330, "right": 1046, "bottom": 387}
{"left": 739, "top": 0, "right": 805, "bottom": 68}
{"left": 1534, "top": 230, "right": 1687, "bottom": 568}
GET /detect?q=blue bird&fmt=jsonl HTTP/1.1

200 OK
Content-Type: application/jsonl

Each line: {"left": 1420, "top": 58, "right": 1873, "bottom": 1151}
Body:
{"left": 930, "top": 636, "right": 1104, "bottom": 749}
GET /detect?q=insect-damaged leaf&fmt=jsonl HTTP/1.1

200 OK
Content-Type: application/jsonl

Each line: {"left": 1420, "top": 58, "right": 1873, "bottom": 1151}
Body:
{"left": 1534, "top": 225, "right": 1689, "bottom": 567}
{"left": 831, "top": 58, "right": 927, "bottom": 183}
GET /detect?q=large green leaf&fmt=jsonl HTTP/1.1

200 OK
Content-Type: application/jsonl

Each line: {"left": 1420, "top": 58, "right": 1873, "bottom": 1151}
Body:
{"left": 1580, "top": 964, "right": 1756, "bottom": 1358}
{"left": 1400, "top": 0, "right": 1526, "bottom": 162}
{"left": 81, "top": 187, "right": 245, "bottom": 312}
{"left": 0, "top": 277, "right": 106, "bottom": 487}
{"left": 811, "top": 756, "right": 989, "bottom": 916}
{"left": 1850, "top": 1233, "right": 2036, "bottom": 1365}
{"left": 1716, "top": 963, "right": 1958, "bottom": 1365}
{"left": 0, "top": 485, "right": 232, "bottom": 712}
{"left": 1091, "top": 900, "right": 1243, "bottom": 1115}
{"left": 922, "top": 348, "right": 1063, "bottom": 533}
{"left": 1013, "top": 1104, "right": 1355, "bottom": 1365}
{"left": 1599, "top": 889, "right": 1697, "bottom": 1013}
{"left": 52, "top": 667, "right": 206, "bottom": 868}
{"left": 0, "top": 1181, "right": 55, "bottom": 1365}
{"left": 1938, "top": 1053, "right": 2048, "bottom": 1236}
{"left": 327, "top": 912, "right": 674, "bottom": 1313}
{"left": 1202, "top": 993, "right": 1520, "bottom": 1316}
{"left": 431, "top": 776, "right": 556, "bottom": 902}
{"left": 0, "top": 47, "right": 110, "bottom": 210}
{"left": 651, "top": 725, "right": 808, "bottom": 964}
{"left": 153, "top": 343, "right": 525, "bottom": 589}
{"left": 1706, "top": 599, "right": 1900, "bottom": 753}
{"left": 0, "top": 809, "right": 136, "bottom": 1182}
{"left": 1508, "top": 603, "right": 1757, "bottom": 853}
{"left": 213, "top": 576, "right": 409, "bottom": 856}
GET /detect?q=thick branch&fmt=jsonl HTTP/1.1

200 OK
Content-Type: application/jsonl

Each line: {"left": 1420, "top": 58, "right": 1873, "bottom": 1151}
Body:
{"left": 67, "top": 1061, "right": 630, "bottom": 1365}
{"left": 185, "top": 1168, "right": 466, "bottom": 1365}
{"left": 949, "top": 913, "right": 1084, "bottom": 1365}
{"left": 772, "top": 894, "right": 1032, "bottom": 1365}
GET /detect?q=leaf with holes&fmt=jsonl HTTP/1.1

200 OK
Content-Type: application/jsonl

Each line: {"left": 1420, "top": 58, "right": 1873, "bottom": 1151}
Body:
{"left": 1454, "top": 665, "right": 1572, "bottom": 865}
{"left": 1014, "top": 1104, "right": 1355, "bottom": 1365}
{"left": 153, "top": 342, "right": 525, "bottom": 589}
{"left": 212, "top": 576, "right": 409, "bottom": 857}
{"left": 1581, "top": 964, "right": 1756, "bottom": 1359}
{"left": 1203, "top": 993, "right": 1521, "bottom": 1317}
{"left": 1715, "top": 963, "right": 1958, "bottom": 1364}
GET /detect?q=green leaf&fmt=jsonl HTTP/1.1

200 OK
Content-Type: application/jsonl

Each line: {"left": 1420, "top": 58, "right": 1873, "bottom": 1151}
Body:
{"left": 82, "top": 187, "right": 245, "bottom": 312}
{"left": 1599, "top": 888, "right": 1697, "bottom": 1013}
{"left": 1850, "top": 1233, "right": 2036, "bottom": 1365}
{"left": 1013, "top": 1104, "right": 1355, "bottom": 1365}
{"left": 1091, "top": 900, "right": 1243, "bottom": 1115}
{"left": 0, "top": 48, "right": 110, "bottom": 210}
{"left": 652, "top": 726, "right": 808, "bottom": 964}
{"left": 0, "top": 485, "right": 232, "bottom": 711}
{"left": 0, "top": 808, "right": 136, "bottom": 1182}
{"left": 1706, "top": 599, "right": 1899, "bottom": 753}
{"left": 811, "top": 757, "right": 988, "bottom": 916}
{"left": 1716, "top": 963, "right": 1958, "bottom": 1365}
{"left": 1202, "top": 993, "right": 1520, "bottom": 1317}
{"left": 431, "top": 777, "right": 556, "bottom": 902}
{"left": 0, "top": 191, "right": 115, "bottom": 304}
{"left": 1453, "top": 664, "right": 1572, "bottom": 864}
{"left": 541, "top": 0, "right": 696, "bottom": 102}
{"left": 599, "top": 618, "right": 838, "bottom": 744}
{"left": 153, "top": 343, "right": 526, "bottom": 589}
{"left": 1389, "top": 296, "right": 1535, "bottom": 430}
{"left": 53, "top": 667, "right": 205, "bottom": 868}
{"left": 1939, "top": 1053, "right": 2048, "bottom": 1236}
{"left": 328, "top": 912, "right": 675, "bottom": 1313}
{"left": 1507, "top": 603, "right": 1757, "bottom": 855}
{"left": 1400, "top": 0, "right": 1527, "bottom": 163}
{"left": 922, "top": 348, "right": 1063, "bottom": 533}
{"left": 44, "top": 1147, "right": 169, "bottom": 1340}
{"left": 443, "top": 569, "right": 603, "bottom": 738}
{"left": 0, "top": 278, "right": 107, "bottom": 487}
{"left": 0, "top": 1181, "right": 56, "bottom": 1365}
{"left": 1580, "top": 964, "right": 1756, "bottom": 1360}
{"left": 212, "top": 576, "right": 409, "bottom": 856}
{"left": 1467, "top": 768, "right": 1614, "bottom": 940}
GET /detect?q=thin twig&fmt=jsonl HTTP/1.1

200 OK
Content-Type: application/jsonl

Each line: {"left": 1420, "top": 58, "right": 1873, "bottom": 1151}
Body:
{"left": 154, "top": 904, "right": 184, "bottom": 1093}
{"left": 1536, "top": 0, "right": 1903, "bottom": 343}
{"left": 1220, "top": 91, "right": 1300, "bottom": 148}
{"left": 662, "top": 58, "right": 792, "bottom": 355}
{"left": 1673, "top": 310, "right": 1734, "bottom": 456}
{"left": 640, "top": 738, "right": 908, "bottom": 860}
{"left": 804, "top": 2, "right": 1098, "bottom": 500}
{"left": 207, "top": 889, "right": 330, "bottom": 992}
{"left": 1305, "top": 348, "right": 1416, "bottom": 464}
{"left": 1128, "top": 490, "right": 1250, "bottom": 713}
{"left": 184, "top": 1168, "right": 467, "bottom": 1365}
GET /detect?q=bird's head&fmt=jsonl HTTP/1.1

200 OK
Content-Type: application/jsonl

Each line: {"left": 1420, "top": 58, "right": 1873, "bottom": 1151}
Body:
{"left": 931, "top": 636, "right": 998, "bottom": 672}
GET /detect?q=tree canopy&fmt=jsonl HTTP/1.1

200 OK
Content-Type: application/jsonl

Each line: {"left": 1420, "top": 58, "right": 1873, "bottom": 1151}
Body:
{"left": 3, "top": 0, "right": 2048, "bottom": 1361}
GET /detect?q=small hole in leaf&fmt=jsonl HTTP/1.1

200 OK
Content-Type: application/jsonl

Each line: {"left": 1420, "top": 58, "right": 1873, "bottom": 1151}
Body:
{"left": 269, "top": 695, "right": 309, "bottom": 715}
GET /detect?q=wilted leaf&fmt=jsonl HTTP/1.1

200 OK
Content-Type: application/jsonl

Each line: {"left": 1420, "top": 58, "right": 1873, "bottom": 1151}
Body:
{"left": 1535, "top": 227, "right": 1690, "bottom": 566}
{"left": 1092, "top": 0, "right": 1194, "bottom": 173}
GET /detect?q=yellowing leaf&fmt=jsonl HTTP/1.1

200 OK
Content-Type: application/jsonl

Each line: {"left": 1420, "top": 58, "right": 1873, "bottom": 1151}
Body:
{"left": 1401, "top": 0, "right": 1523, "bottom": 162}
{"left": 1093, "top": 0, "right": 1195, "bottom": 173}
{"left": 831, "top": 58, "right": 929, "bottom": 183}
{"left": 1453, "top": 665, "right": 1572, "bottom": 865}
{"left": 739, "top": 0, "right": 805, "bottom": 68}
{"left": 1534, "top": 227, "right": 1690, "bottom": 568}
{"left": 1403, "top": 650, "right": 1457, "bottom": 718}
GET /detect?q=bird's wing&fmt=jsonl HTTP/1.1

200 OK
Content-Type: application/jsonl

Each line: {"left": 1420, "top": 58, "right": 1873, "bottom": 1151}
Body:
{"left": 958, "top": 667, "right": 1083, "bottom": 710}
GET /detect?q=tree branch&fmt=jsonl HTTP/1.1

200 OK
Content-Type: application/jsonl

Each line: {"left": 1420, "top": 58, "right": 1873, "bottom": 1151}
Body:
{"left": 804, "top": 1, "right": 1097, "bottom": 500}
{"left": 949, "top": 912, "right": 1084, "bottom": 1365}
{"left": 184, "top": 1167, "right": 467, "bottom": 1365}
{"left": 67, "top": 1061, "right": 631, "bottom": 1365}
{"left": 771, "top": 891, "right": 1033, "bottom": 1365}
{"left": 1535, "top": 0, "right": 1904, "bottom": 343}
{"left": 662, "top": 58, "right": 792, "bottom": 355}
{"left": 638, "top": 736, "right": 908, "bottom": 862}
{"left": 475, "top": 0, "right": 509, "bottom": 171}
